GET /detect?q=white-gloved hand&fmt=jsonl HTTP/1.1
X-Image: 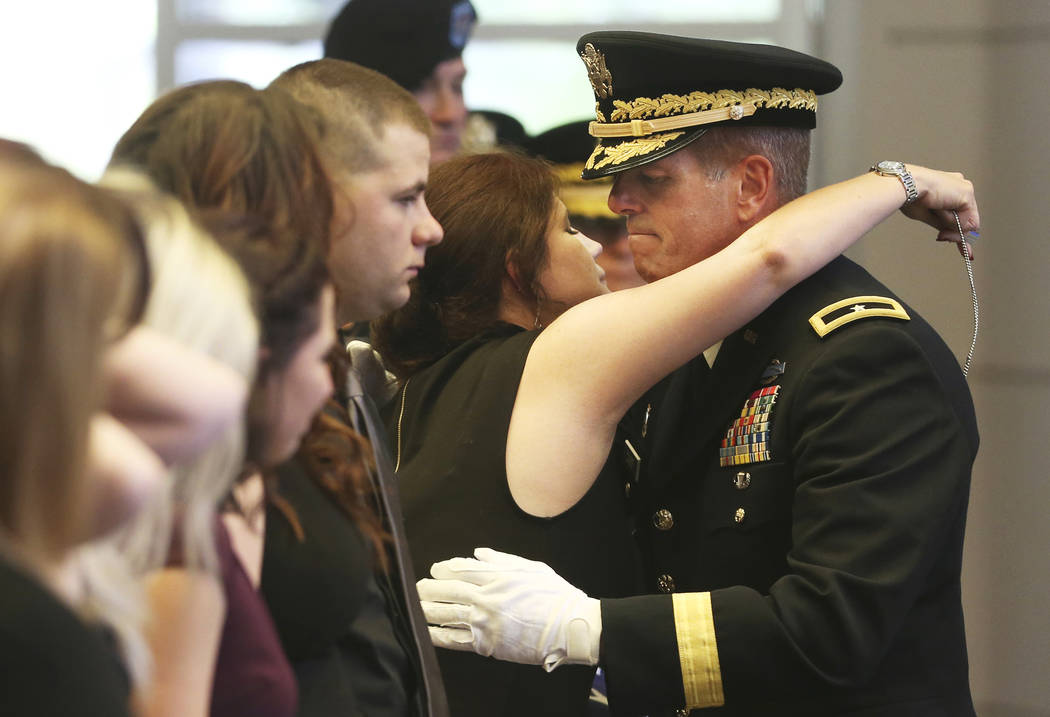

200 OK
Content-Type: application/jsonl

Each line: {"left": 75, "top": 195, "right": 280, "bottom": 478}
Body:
{"left": 417, "top": 547, "right": 601, "bottom": 672}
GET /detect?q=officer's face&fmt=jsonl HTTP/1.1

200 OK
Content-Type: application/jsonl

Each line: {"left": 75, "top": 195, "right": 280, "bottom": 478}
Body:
{"left": 607, "top": 147, "right": 738, "bottom": 282}
{"left": 413, "top": 57, "right": 468, "bottom": 165}
{"left": 328, "top": 124, "right": 444, "bottom": 323}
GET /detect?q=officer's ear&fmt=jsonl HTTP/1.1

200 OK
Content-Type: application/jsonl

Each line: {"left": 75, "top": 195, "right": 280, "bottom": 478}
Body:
{"left": 734, "top": 154, "right": 775, "bottom": 224}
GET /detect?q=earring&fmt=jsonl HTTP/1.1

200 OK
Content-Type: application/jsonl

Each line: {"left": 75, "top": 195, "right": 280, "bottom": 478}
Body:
{"left": 533, "top": 302, "right": 543, "bottom": 330}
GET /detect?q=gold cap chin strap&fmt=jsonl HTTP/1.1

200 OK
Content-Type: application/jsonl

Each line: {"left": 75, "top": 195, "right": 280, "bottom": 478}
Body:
{"left": 588, "top": 87, "right": 818, "bottom": 139}
{"left": 589, "top": 102, "right": 757, "bottom": 138}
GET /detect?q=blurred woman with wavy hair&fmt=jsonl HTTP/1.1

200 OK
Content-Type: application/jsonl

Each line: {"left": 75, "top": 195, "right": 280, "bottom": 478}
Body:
{"left": 110, "top": 80, "right": 348, "bottom": 717}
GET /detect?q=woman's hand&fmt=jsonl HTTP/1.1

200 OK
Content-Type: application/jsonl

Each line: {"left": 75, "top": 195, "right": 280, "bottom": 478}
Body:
{"left": 83, "top": 412, "right": 166, "bottom": 540}
{"left": 104, "top": 326, "right": 250, "bottom": 465}
{"left": 900, "top": 164, "right": 980, "bottom": 258}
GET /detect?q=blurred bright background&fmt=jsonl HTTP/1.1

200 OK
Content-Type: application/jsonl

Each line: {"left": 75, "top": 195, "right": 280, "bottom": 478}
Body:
{"left": 0, "top": 0, "right": 811, "bottom": 179}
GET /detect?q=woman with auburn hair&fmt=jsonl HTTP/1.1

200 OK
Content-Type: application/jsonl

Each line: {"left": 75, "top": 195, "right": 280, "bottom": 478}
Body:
{"left": 110, "top": 79, "right": 344, "bottom": 717}
{"left": 0, "top": 151, "right": 149, "bottom": 717}
{"left": 370, "top": 150, "right": 979, "bottom": 716}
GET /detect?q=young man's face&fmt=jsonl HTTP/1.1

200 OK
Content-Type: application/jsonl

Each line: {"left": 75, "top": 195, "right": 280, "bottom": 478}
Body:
{"left": 607, "top": 146, "right": 739, "bottom": 283}
{"left": 328, "top": 123, "right": 443, "bottom": 323}
{"left": 412, "top": 57, "right": 468, "bottom": 165}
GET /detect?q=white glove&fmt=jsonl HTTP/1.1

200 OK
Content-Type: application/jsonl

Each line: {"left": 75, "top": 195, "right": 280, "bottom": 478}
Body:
{"left": 417, "top": 547, "right": 602, "bottom": 672}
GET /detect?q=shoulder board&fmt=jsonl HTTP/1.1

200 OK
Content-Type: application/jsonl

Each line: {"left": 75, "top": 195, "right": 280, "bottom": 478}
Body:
{"left": 808, "top": 295, "right": 910, "bottom": 338}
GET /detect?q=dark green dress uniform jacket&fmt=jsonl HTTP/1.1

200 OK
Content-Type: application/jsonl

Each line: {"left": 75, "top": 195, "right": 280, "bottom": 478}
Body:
{"left": 600, "top": 257, "right": 978, "bottom": 716}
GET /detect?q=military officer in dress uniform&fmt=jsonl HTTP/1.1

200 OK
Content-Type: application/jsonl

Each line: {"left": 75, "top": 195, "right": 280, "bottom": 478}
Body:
{"left": 417, "top": 33, "right": 979, "bottom": 717}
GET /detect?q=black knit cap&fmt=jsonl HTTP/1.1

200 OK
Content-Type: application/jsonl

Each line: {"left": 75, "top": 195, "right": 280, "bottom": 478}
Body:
{"left": 324, "top": 0, "right": 476, "bottom": 92}
{"left": 576, "top": 31, "right": 843, "bottom": 179}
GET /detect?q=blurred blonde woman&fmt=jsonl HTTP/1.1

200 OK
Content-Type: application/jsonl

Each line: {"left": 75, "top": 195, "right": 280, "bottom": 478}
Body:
{"left": 0, "top": 148, "right": 148, "bottom": 717}
{"left": 78, "top": 169, "right": 260, "bottom": 709}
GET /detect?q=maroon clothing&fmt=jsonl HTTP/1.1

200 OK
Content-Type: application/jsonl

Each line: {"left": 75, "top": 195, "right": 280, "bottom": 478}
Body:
{"left": 166, "top": 518, "right": 297, "bottom": 717}
{"left": 210, "top": 519, "right": 298, "bottom": 717}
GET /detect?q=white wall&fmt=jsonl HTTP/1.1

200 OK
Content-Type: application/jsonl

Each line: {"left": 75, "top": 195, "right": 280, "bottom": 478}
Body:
{"left": 819, "top": 2, "right": 1050, "bottom": 715}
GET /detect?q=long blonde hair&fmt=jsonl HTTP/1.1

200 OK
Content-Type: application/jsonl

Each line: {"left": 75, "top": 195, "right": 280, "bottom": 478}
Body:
{"left": 102, "top": 170, "right": 260, "bottom": 575}
{"left": 77, "top": 170, "right": 258, "bottom": 687}
{"left": 0, "top": 156, "right": 143, "bottom": 564}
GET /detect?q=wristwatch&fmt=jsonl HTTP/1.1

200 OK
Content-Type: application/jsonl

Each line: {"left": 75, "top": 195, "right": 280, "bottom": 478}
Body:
{"left": 869, "top": 161, "right": 918, "bottom": 205}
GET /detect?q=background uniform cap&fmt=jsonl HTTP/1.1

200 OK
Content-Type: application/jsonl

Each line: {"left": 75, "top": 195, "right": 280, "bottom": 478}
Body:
{"left": 461, "top": 110, "right": 530, "bottom": 153}
{"left": 526, "top": 120, "right": 617, "bottom": 219}
{"left": 575, "top": 31, "right": 843, "bottom": 179}
{"left": 324, "top": 0, "right": 476, "bottom": 92}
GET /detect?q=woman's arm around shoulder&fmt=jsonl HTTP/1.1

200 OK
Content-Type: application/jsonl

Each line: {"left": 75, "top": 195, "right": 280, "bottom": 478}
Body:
{"left": 508, "top": 165, "right": 978, "bottom": 516}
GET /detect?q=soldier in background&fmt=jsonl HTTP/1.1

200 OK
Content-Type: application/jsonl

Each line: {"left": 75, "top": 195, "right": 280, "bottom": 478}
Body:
{"left": 324, "top": 0, "right": 476, "bottom": 165}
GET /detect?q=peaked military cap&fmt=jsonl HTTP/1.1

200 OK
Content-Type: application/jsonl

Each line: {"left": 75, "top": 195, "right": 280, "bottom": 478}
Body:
{"left": 576, "top": 32, "right": 843, "bottom": 179}
{"left": 324, "top": 0, "right": 476, "bottom": 92}
{"left": 526, "top": 120, "right": 618, "bottom": 219}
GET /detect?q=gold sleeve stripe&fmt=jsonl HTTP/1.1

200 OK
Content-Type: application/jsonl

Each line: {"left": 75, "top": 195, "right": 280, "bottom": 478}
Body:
{"left": 672, "top": 592, "right": 725, "bottom": 709}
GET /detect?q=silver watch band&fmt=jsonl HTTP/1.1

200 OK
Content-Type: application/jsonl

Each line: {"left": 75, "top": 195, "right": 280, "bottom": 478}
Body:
{"left": 870, "top": 161, "right": 919, "bottom": 205}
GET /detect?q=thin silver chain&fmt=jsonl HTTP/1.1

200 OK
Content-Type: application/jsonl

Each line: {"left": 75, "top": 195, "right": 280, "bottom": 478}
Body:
{"left": 953, "top": 211, "right": 979, "bottom": 377}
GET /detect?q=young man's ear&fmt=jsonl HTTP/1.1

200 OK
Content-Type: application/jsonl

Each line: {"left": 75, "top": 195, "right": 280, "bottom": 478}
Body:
{"left": 734, "top": 154, "right": 776, "bottom": 223}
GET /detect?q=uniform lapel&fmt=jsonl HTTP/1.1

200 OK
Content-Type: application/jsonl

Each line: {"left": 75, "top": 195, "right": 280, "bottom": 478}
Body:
{"left": 644, "top": 359, "right": 699, "bottom": 492}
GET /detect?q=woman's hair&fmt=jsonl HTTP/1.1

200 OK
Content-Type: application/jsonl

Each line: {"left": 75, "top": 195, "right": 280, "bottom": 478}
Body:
{"left": 278, "top": 347, "right": 390, "bottom": 573}
{"left": 75, "top": 170, "right": 258, "bottom": 688}
{"left": 372, "top": 151, "right": 558, "bottom": 378}
{"left": 100, "top": 169, "right": 260, "bottom": 574}
{"left": 110, "top": 80, "right": 332, "bottom": 467}
{"left": 111, "top": 80, "right": 335, "bottom": 259}
{"left": 0, "top": 155, "right": 145, "bottom": 563}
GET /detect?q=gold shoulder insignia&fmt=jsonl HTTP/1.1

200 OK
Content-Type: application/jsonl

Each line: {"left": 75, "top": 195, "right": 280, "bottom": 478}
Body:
{"left": 808, "top": 295, "right": 910, "bottom": 338}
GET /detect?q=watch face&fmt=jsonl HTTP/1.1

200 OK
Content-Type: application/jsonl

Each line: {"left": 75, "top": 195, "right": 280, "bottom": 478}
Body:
{"left": 877, "top": 160, "right": 904, "bottom": 174}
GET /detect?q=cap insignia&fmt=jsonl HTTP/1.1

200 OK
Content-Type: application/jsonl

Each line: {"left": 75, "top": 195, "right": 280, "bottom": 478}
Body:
{"left": 448, "top": 0, "right": 475, "bottom": 49}
{"left": 610, "top": 87, "right": 816, "bottom": 123}
{"left": 585, "top": 132, "right": 686, "bottom": 171}
{"left": 581, "top": 43, "right": 613, "bottom": 99}
{"left": 595, "top": 102, "right": 607, "bottom": 124}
